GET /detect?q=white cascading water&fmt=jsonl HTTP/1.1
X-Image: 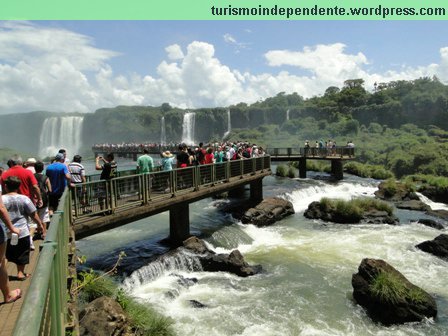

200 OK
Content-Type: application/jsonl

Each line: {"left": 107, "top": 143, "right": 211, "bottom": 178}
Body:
{"left": 222, "top": 109, "right": 231, "bottom": 140}
{"left": 416, "top": 192, "right": 448, "bottom": 210}
{"left": 181, "top": 112, "right": 195, "bottom": 145}
{"left": 122, "top": 249, "right": 203, "bottom": 290}
{"left": 83, "top": 177, "right": 448, "bottom": 336}
{"left": 39, "top": 116, "right": 84, "bottom": 158}
{"left": 160, "top": 116, "right": 166, "bottom": 145}
{"left": 286, "top": 108, "right": 290, "bottom": 121}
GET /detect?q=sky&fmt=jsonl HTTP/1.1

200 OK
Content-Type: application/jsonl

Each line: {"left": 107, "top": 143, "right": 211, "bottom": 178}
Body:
{"left": 0, "top": 20, "right": 447, "bottom": 114}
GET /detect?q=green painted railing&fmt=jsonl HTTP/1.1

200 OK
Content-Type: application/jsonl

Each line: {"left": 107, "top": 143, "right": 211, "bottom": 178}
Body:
{"left": 13, "top": 190, "right": 72, "bottom": 336}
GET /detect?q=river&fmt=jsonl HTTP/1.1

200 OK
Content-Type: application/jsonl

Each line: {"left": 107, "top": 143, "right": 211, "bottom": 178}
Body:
{"left": 77, "top": 166, "right": 448, "bottom": 336}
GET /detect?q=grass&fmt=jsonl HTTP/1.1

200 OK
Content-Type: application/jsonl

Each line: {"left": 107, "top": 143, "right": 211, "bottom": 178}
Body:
{"left": 404, "top": 174, "right": 448, "bottom": 193}
{"left": 276, "top": 164, "right": 288, "bottom": 177}
{"left": 77, "top": 270, "right": 174, "bottom": 336}
{"left": 344, "top": 162, "right": 394, "bottom": 180}
{"left": 319, "top": 197, "right": 393, "bottom": 221}
{"left": 370, "top": 271, "right": 427, "bottom": 304}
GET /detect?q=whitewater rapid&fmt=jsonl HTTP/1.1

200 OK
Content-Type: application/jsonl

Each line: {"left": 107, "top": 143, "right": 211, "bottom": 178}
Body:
{"left": 118, "top": 177, "right": 448, "bottom": 336}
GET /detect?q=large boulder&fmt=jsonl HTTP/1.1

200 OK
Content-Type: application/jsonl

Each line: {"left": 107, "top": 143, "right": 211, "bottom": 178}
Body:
{"left": 183, "top": 236, "right": 262, "bottom": 277}
{"left": 395, "top": 200, "right": 430, "bottom": 212}
{"left": 352, "top": 258, "right": 437, "bottom": 325}
{"left": 241, "top": 197, "right": 295, "bottom": 226}
{"left": 417, "top": 219, "right": 445, "bottom": 230}
{"left": 375, "top": 181, "right": 419, "bottom": 202}
{"left": 79, "top": 296, "right": 130, "bottom": 336}
{"left": 416, "top": 234, "right": 448, "bottom": 260}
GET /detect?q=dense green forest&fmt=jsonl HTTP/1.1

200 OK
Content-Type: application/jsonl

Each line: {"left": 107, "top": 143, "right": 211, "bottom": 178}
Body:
{"left": 1, "top": 76, "right": 448, "bottom": 178}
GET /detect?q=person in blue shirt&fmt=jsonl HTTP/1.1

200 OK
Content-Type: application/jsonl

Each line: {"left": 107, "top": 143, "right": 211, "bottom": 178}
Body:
{"left": 45, "top": 153, "right": 71, "bottom": 215}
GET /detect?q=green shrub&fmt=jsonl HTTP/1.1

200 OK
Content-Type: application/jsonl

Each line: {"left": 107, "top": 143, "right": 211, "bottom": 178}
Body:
{"left": 117, "top": 289, "right": 174, "bottom": 336}
{"left": 334, "top": 199, "right": 363, "bottom": 221}
{"left": 382, "top": 179, "right": 398, "bottom": 197}
{"left": 344, "top": 162, "right": 394, "bottom": 180}
{"left": 276, "top": 165, "right": 288, "bottom": 177}
{"left": 77, "top": 270, "right": 116, "bottom": 303}
{"left": 287, "top": 166, "right": 297, "bottom": 178}
{"left": 319, "top": 197, "right": 393, "bottom": 219}
{"left": 76, "top": 271, "right": 174, "bottom": 336}
{"left": 370, "top": 271, "right": 426, "bottom": 304}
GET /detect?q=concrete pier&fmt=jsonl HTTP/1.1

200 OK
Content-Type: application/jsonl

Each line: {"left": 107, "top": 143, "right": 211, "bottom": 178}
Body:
{"left": 169, "top": 203, "right": 190, "bottom": 245}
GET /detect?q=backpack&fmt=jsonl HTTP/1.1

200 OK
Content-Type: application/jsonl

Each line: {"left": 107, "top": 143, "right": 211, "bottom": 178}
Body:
{"left": 34, "top": 173, "right": 49, "bottom": 208}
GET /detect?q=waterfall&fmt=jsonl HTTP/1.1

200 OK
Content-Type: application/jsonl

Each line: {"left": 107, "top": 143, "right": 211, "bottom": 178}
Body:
{"left": 160, "top": 116, "right": 166, "bottom": 145}
{"left": 181, "top": 112, "right": 195, "bottom": 145}
{"left": 222, "top": 109, "right": 231, "bottom": 140}
{"left": 122, "top": 249, "right": 203, "bottom": 290}
{"left": 286, "top": 109, "right": 290, "bottom": 121}
{"left": 39, "top": 116, "right": 84, "bottom": 158}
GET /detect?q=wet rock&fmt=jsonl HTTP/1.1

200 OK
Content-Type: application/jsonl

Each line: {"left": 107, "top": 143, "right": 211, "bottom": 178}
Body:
{"left": 304, "top": 201, "right": 398, "bottom": 225}
{"left": 395, "top": 200, "right": 430, "bottom": 212}
{"left": 419, "top": 186, "right": 448, "bottom": 204}
{"left": 79, "top": 296, "right": 130, "bottom": 336}
{"left": 189, "top": 300, "right": 208, "bottom": 308}
{"left": 241, "top": 197, "right": 295, "bottom": 226}
{"left": 416, "top": 234, "right": 448, "bottom": 260}
{"left": 183, "top": 236, "right": 213, "bottom": 254}
{"left": 417, "top": 219, "right": 445, "bottom": 230}
{"left": 426, "top": 209, "right": 448, "bottom": 221}
{"left": 201, "top": 250, "right": 262, "bottom": 277}
{"left": 182, "top": 236, "right": 262, "bottom": 277}
{"left": 352, "top": 258, "right": 437, "bottom": 325}
{"left": 375, "top": 181, "right": 419, "bottom": 202}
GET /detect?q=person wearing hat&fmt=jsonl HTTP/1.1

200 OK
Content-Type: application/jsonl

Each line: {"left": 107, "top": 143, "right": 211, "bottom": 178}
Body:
{"left": 161, "top": 151, "right": 174, "bottom": 171}
{"left": 45, "top": 153, "right": 71, "bottom": 215}
{"left": 24, "top": 158, "right": 37, "bottom": 174}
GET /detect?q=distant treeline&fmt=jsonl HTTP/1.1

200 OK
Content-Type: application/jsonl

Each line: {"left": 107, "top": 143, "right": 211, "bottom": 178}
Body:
{"left": 1, "top": 76, "right": 448, "bottom": 164}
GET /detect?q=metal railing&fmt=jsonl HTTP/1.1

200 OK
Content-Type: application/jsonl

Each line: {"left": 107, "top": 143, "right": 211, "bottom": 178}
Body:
{"left": 266, "top": 147, "right": 355, "bottom": 158}
{"left": 13, "top": 190, "right": 71, "bottom": 336}
{"left": 72, "top": 156, "right": 271, "bottom": 220}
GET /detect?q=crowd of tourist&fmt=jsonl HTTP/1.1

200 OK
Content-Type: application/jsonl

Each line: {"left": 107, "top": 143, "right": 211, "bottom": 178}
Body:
{"left": 0, "top": 140, "right": 267, "bottom": 304}
{"left": 0, "top": 148, "right": 91, "bottom": 304}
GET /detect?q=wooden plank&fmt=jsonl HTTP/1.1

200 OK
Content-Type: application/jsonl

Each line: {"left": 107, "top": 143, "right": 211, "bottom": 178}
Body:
{"left": 0, "top": 239, "right": 42, "bottom": 336}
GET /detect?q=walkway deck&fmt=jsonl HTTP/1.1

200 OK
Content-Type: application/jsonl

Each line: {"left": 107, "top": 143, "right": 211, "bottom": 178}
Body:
{"left": 0, "top": 239, "right": 42, "bottom": 336}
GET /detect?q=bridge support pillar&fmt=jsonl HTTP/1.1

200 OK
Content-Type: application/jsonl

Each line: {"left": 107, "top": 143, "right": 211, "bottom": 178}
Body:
{"left": 250, "top": 179, "right": 263, "bottom": 203}
{"left": 169, "top": 203, "right": 190, "bottom": 245}
{"left": 331, "top": 160, "right": 343, "bottom": 180}
{"left": 298, "top": 158, "right": 307, "bottom": 178}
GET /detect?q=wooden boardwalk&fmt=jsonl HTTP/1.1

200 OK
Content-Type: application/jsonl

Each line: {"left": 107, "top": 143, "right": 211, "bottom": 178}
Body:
{"left": 0, "top": 239, "right": 42, "bottom": 336}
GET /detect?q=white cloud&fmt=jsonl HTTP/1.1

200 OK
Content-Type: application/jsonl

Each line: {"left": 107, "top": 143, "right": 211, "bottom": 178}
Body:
{"left": 0, "top": 22, "right": 446, "bottom": 114}
{"left": 165, "top": 44, "right": 184, "bottom": 60}
{"left": 223, "top": 33, "right": 237, "bottom": 44}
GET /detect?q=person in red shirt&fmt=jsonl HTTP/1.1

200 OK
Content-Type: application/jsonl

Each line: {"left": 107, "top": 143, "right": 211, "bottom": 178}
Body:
{"left": 1, "top": 155, "right": 42, "bottom": 207}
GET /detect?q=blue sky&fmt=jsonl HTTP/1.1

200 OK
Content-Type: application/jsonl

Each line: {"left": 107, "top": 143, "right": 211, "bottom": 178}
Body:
{"left": 0, "top": 21, "right": 447, "bottom": 114}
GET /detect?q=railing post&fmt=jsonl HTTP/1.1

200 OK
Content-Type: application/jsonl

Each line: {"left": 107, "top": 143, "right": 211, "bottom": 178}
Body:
{"left": 225, "top": 160, "right": 230, "bottom": 181}
{"left": 170, "top": 170, "right": 176, "bottom": 196}
{"left": 212, "top": 163, "right": 216, "bottom": 185}
{"left": 193, "top": 166, "right": 199, "bottom": 191}
{"left": 252, "top": 157, "right": 256, "bottom": 174}
{"left": 240, "top": 159, "right": 244, "bottom": 178}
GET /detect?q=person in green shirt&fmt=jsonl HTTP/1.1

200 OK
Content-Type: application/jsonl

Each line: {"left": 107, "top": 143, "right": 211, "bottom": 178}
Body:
{"left": 136, "top": 149, "right": 154, "bottom": 173}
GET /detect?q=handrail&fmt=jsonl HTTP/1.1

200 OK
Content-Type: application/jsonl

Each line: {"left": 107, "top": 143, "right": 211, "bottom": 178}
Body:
{"left": 13, "top": 190, "right": 71, "bottom": 336}
{"left": 72, "top": 156, "right": 272, "bottom": 220}
{"left": 266, "top": 146, "right": 355, "bottom": 158}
